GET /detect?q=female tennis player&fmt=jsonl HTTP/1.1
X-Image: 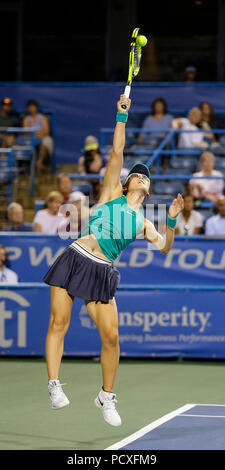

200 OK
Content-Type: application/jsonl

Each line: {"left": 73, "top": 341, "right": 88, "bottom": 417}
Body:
{"left": 43, "top": 94, "right": 184, "bottom": 427}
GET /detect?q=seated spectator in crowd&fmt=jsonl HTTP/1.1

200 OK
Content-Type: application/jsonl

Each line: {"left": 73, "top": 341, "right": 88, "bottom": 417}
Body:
{"left": 205, "top": 197, "right": 225, "bottom": 235}
{"left": 0, "top": 97, "right": 19, "bottom": 148}
{"left": 23, "top": 99, "right": 53, "bottom": 173}
{"left": 184, "top": 65, "right": 197, "bottom": 82}
{"left": 58, "top": 191, "right": 90, "bottom": 238}
{"left": 78, "top": 136, "right": 103, "bottom": 175}
{"left": 2, "top": 202, "right": 34, "bottom": 232}
{"left": 0, "top": 244, "right": 18, "bottom": 283}
{"left": 78, "top": 135, "right": 104, "bottom": 199}
{"left": 172, "top": 108, "right": 211, "bottom": 149}
{"left": 137, "top": 97, "right": 173, "bottom": 145}
{"left": 57, "top": 173, "right": 72, "bottom": 202}
{"left": 199, "top": 101, "right": 224, "bottom": 142}
{"left": 189, "top": 151, "right": 224, "bottom": 203}
{"left": 175, "top": 194, "right": 203, "bottom": 235}
{"left": 33, "top": 191, "right": 64, "bottom": 233}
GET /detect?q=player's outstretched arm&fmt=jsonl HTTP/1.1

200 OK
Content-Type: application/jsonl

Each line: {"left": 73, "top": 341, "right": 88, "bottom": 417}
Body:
{"left": 98, "top": 95, "right": 131, "bottom": 203}
{"left": 144, "top": 194, "right": 184, "bottom": 253}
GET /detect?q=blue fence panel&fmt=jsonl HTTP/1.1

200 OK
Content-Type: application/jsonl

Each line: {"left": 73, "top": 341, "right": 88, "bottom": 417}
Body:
{"left": 0, "top": 234, "right": 225, "bottom": 285}
{"left": 1, "top": 82, "right": 225, "bottom": 164}
{"left": 1, "top": 284, "right": 225, "bottom": 358}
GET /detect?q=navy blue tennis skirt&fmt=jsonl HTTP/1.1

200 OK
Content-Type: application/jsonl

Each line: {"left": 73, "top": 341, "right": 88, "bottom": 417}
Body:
{"left": 43, "top": 242, "right": 121, "bottom": 303}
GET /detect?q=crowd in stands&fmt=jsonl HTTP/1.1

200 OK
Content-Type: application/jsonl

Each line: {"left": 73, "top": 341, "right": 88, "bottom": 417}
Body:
{"left": 1, "top": 95, "right": 225, "bottom": 283}
{"left": 136, "top": 98, "right": 225, "bottom": 149}
{"left": 0, "top": 96, "right": 54, "bottom": 174}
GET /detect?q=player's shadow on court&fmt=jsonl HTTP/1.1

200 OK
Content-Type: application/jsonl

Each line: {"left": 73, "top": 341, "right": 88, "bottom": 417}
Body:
{"left": 0, "top": 430, "right": 124, "bottom": 449}
{"left": 0, "top": 430, "right": 76, "bottom": 445}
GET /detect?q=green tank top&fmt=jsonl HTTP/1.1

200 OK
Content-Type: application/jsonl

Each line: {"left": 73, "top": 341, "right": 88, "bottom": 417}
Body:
{"left": 76, "top": 195, "right": 144, "bottom": 261}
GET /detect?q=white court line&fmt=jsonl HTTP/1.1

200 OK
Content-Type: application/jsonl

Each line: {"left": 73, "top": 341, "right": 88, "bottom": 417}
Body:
{"left": 180, "top": 414, "right": 225, "bottom": 418}
{"left": 105, "top": 403, "right": 195, "bottom": 450}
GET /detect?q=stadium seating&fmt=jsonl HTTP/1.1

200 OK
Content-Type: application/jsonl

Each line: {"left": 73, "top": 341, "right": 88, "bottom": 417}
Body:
{"left": 170, "top": 155, "right": 199, "bottom": 172}
{"left": 71, "top": 181, "right": 93, "bottom": 195}
{"left": 215, "top": 156, "right": 225, "bottom": 171}
{"left": 162, "top": 167, "right": 192, "bottom": 175}
{"left": 153, "top": 181, "right": 185, "bottom": 196}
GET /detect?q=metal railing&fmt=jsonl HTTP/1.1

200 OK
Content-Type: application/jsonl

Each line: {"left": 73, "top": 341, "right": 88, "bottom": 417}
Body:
{"left": 100, "top": 127, "right": 225, "bottom": 173}
{"left": 67, "top": 127, "right": 225, "bottom": 212}
{"left": 0, "top": 128, "right": 36, "bottom": 197}
{"left": 0, "top": 149, "right": 14, "bottom": 202}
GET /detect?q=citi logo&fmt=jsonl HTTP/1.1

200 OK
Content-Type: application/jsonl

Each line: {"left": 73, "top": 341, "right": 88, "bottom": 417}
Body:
{"left": 0, "top": 291, "right": 30, "bottom": 348}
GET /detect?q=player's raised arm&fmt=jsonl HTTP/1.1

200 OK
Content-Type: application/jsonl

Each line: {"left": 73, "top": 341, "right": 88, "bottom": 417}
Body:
{"left": 98, "top": 95, "right": 131, "bottom": 203}
{"left": 144, "top": 193, "right": 184, "bottom": 253}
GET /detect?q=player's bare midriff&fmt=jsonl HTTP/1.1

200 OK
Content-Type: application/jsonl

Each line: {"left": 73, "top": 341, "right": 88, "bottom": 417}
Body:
{"left": 75, "top": 233, "right": 111, "bottom": 262}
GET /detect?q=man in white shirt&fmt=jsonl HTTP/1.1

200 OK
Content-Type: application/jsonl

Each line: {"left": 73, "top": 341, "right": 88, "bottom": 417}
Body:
{"left": 189, "top": 151, "right": 224, "bottom": 203}
{"left": 205, "top": 197, "right": 225, "bottom": 235}
{"left": 175, "top": 194, "right": 203, "bottom": 235}
{"left": 172, "top": 108, "right": 210, "bottom": 149}
{"left": 0, "top": 244, "right": 18, "bottom": 283}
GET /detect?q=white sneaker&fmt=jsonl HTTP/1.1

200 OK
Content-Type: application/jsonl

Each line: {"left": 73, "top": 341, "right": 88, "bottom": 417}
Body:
{"left": 48, "top": 379, "right": 70, "bottom": 409}
{"left": 94, "top": 388, "right": 122, "bottom": 426}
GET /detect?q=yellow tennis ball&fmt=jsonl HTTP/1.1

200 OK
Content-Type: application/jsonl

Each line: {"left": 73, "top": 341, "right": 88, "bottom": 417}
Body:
{"left": 136, "top": 35, "right": 147, "bottom": 47}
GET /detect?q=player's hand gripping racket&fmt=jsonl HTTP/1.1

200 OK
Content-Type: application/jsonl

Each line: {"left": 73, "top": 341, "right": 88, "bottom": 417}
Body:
{"left": 122, "top": 28, "right": 147, "bottom": 110}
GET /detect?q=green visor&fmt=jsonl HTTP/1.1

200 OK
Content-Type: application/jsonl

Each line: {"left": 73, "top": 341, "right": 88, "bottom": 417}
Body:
{"left": 122, "top": 163, "right": 151, "bottom": 186}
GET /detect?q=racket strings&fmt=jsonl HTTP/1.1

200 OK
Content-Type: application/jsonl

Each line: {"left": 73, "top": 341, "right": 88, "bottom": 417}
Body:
{"left": 133, "top": 46, "right": 141, "bottom": 77}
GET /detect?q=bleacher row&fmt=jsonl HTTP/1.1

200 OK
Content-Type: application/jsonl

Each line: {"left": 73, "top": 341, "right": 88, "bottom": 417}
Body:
{"left": 0, "top": 109, "right": 55, "bottom": 200}
{"left": 1, "top": 107, "right": 225, "bottom": 232}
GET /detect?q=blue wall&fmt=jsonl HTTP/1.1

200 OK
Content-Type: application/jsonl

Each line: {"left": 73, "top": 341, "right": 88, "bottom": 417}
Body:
{"left": 1, "top": 82, "right": 225, "bottom": 164}
{"left": 1, "top": 234, "right": 225, "bottom": 358}
{"left": 1, "top": 234, "right": 225, "bottom": 285}
{"left": 1, "top": 284, "right": 225, "bottom": 358}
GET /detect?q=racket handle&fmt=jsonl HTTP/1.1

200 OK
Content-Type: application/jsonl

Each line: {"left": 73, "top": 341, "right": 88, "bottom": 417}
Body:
{"left": 121, "top": 85, "right": 131, "bottom": 109}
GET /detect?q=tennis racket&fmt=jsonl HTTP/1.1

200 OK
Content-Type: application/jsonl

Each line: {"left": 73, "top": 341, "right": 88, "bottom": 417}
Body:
{"left": 122, "top": 27, "right": 142, "bottom": 110}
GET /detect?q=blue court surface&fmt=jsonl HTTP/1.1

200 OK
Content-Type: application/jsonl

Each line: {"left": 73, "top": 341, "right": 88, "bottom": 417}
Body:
{"left": 106, "top": 404, "right": 225, "bottom": 450}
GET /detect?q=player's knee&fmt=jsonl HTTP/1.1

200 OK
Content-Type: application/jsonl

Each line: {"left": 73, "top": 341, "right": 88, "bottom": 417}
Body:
{"left": 102, "top": 329, "right": 119, "bottom": 348}
{"left": 50, "top": 312, "right": 70, "bottom": 332}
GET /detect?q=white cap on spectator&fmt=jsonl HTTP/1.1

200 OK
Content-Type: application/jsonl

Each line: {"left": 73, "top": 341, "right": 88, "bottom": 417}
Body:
{"left": 68, "top": 191, "right": 86, "bottom": 203}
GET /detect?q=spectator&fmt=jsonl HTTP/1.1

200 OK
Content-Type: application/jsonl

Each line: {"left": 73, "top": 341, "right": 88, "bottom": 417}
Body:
{"left": 172, "top": 107, "right": 210, "bottom": 149}
{"left": 184, "top": 66, "right": 197, "bottom": 82}
{"left": 0, "top": 97, "right": 19, "bottom": 148}
{"left": 78, "top": 136, "right": 103, "bottom": 175}
{"left": 0, "top": 244, "right": 18, "bottom": 283}
{"left": 175, "top": 194, "right": 203, "bottom": 235}
{"left": 23, "top": 99, "right": 53, "bottom": 173}
{"left": 58, "top": 191, "right": 90, "bottom": 237}
{"left": 33, "top": 191, "right": 64, "bottom": 234}
{"left": 199, "top": 101, "right": 224, "bottom": 142}
{"left": 2, "top": 202, "right": 34, "bottom": 232}
{"left": 205, "top": 197, "right": 225, "bottom": 235}
{"left": 137, "top": 97, "right": 173, "bottom": 145}
{"left": 57, "top": 173, "right": 72, "bottom": 202}
{"left": 78, "top": 136, "right": 104, "bottom": 199}
{"left": 189, "top": 151, "right": 224, "bottom": 203}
